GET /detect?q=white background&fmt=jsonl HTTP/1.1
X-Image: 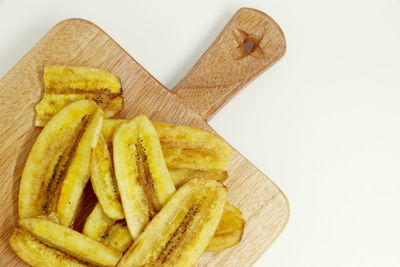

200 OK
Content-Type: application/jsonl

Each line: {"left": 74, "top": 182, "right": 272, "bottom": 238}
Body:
{"left": 1, "top": 0, "right": 399, "bottom": 266}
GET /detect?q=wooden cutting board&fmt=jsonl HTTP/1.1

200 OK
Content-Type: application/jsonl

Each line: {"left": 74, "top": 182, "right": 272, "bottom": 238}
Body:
{"left": 0, "top": 8, "right": 289, "bottom": 267}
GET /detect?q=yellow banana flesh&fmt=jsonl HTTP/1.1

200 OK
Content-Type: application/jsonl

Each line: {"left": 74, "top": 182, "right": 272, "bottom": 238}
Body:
{"left": 113, "top": 115, "right": 175, "bottom": 239}
{"left": 35, "top": 66, "right": 123, "bottom": 126}
{"left": 117, "top": 179, "right": 227, "bottom": 267}
{"left": 19, "top": 100, "right": 103, "bottom": 227}
{"left": 9, "top": 227, "right": 87, "bottom": 267}
{"left": 18, "top": 218, "right": 122, "bottom": 267}
{"left": 102, "top": 119, "right": 233, "bottom": 170}
{"left": 91, "top": 134, "right": 124, "bottom": 220}
{"left": 168, "top": 168, "right": 228, "bottom": 187}
{"left": 206, "top": 203, "right": 244, "bottom": 252}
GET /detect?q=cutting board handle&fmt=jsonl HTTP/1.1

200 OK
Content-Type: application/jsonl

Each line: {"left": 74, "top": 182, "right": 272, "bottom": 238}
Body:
{"left": 173, "top": 8, "right": 286, "bottom": 121}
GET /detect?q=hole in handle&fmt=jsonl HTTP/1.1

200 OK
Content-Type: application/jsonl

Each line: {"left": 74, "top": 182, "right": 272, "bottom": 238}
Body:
{"left": 243, "top": 40, "right": 255, "bottom": 53}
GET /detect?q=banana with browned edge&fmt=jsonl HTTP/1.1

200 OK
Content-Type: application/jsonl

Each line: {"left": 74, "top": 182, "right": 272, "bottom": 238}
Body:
{"left": 102, "top": 118, "right": 233, "bottom": 170}
{"left": 10, "top": 227, "right": 87, "bottom": 267}
{"left": 117, "top": 178, "right": 227, "bottom": 266}
{"left": 83, "top": 201, "right": 244, "bottom": 253}
{"left": 17, "top": 218, "right": 122, "bottom": 266}
{"left": 113, "top": 115, "right": 176, "bottom": 239}
{"left": 91, "top": 134, "right": 124, "bottom": 220}
{"left": 35, "top": 66, "right": 123, "bottom": 126}
{"left": 19, "top": 99, "right": 103, "bottom": 227}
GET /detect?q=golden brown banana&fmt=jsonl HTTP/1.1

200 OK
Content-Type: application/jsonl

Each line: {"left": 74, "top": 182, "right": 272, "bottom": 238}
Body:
{"left": 83, "top": 201, "right": 243, "bottom": 253}
{"left": 44, "top": 65, "right": 121, "bottom": 93}
{"left": 82, "top": 203, "right": 116, "bottom": 242}
{"left": 102, "top": 119, "right": 233, "bottom": 170}
{"left": 153, "top": 121, "right": 233, "bottom": 170}
{"left": 83, "top": 203, "right": 133, "bottom": 253}
{"left": 168, "top": 168, "right": 228, "bottom": 187}
{"left": 18, "top": 218, "right": 122, "bottom": 266}
{"left": 91, "top": 134, "right": 124, "bottom": 220}
{"left": 117, "top": 178, "right": 227, "bottom": 267}
{"left": 35, "top": 66, "right": 123, "bottom": 126}
{"left": 10, "top": 227, "right": 87, "bottom": 267}
{"left": 113, "top": 115, "right": 175, "bottom": 238}
{"left": 101, "top": 118, "right": 127, "bottom": 142}
{"left": 102, "top": 221, "right": 133, "bottom": 253}
{"left": 206, "top": 203, "right": 244, "bottom": 252}
{"left": 19, "top": 100, "right": 103, "bottom": 226}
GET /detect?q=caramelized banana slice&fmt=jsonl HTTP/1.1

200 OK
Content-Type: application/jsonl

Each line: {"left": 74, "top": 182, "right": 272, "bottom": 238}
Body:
{"left": 82, "top": 203, "right": 116, "bottom": 242}
{"left": 113, "top": 115, "right": 175, "bottom": 238}
{"left": 83, "top": 203, "right": 132, "bottom": 252}
{"left": 18, "top": 218, "right": 122, "bottom": 267}
{"left": 102, "top": 119, "right": 233, "bottom": 170}
{"left": 84, "top": 201, "right": 243, "bottom": 253}
{"left": 101, "top": 118, "right": 127, "bottom": 142}
{"left": 117, "top": 179, "right": 227, "bottom": 267}
{"left": 44, "top": 66, "right": 121, "bottom": 93}
{"left": 103, "top": 221, "right": 133, "bottom": 253}
{"left": 169, "top": 168, "right": 228, "bottom": 187}
{"left": 206, "top": 203, "right": 244, "bottom": 252}
{"left": 10, "top": 227, "right": 87, "bottom": 267}
{"left": 36, "top": 94, "right": 122, "bottom": 127}
{"left": 153, "top": 122, "right": 233, "bottom": 170}
{"left": 207, "top": 229, "right": 243, "bottom": 252}
{"left": 19, "top": 100, "right": 103, "bottom": 226}
{"left": 35, "top": 66, "right": 123, "bottom": 126}
{"left": 91, "top": 134, "right": 124, "bottom": 220}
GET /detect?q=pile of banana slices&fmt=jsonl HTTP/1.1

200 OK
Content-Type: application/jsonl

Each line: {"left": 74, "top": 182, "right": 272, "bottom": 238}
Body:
{"left": 11, "top": 66, "right": 244, "bottom": 267}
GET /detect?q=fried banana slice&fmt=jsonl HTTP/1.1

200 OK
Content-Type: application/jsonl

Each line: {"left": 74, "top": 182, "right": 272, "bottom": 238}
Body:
{"left": 103, "top": 221, "right": 133, "bottom": 253}
{"left": 117, "top": 179, "right": 227, "bottom": 267}
{"left": 83, "top": 203, "right": 133, "bottom": 252}
{"left": 18, "top": 218, "right": 122, "bottom": 267}
{"left": 36, "top": 94, "right": 122, "bottom": 127}
{"left": 44, "top": 65, "right": 121, "bottom": 93}
{"left": 169, "top": 168, "right": 228, "bottom": 187}
{"left": 35, "top": 66, "right": 123, "bottom": 126}
{"left": 91, "top": 134, "right": 124, "bottom": 220}
{"left": 83, "top": 167, "right": 227, "bottom": 243}
{"left": 19, "top": 100, "right": 103, "bottom": 227}
{"left": 153, "top": 122, "right": 233, "bottom": 170}
{"left": 10, "top": 227, "right": 87, "bottom": 267}
{"left": 102, "top": 119, "right": 233, "bottom": 170}
{"left": 82, "top": 203, "right": 116, "bottom": 242}
{"left": 206, "top": 203, "right": 244, "bottom": 252}
{"left": 113, "top": 115, "right": 175, "bottom": 238}
{"left": 83, "top": 201, "right": 243, "bottom": 253}
{"left": 101, "top": 118, "right": 127, "bottom": 142}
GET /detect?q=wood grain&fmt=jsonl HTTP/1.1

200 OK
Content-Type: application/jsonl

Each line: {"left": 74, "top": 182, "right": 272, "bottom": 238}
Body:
{"left": 0, "top": 9, "right": 289, "bottom": 267}
{"left": 174, "top": 8, "right": 286, "bottom": 120}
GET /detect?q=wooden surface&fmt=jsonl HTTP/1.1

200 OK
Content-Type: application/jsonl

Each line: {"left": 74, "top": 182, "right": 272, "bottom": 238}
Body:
{"left": 0, "top": 8, "right": 289, "bottom": 267}
{"left": 174, "top": 8, "right": 286, "bottom": 120}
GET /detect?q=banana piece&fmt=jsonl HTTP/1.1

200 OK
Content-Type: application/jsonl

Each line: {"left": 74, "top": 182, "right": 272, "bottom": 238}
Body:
{"left": 82, "top": 203, "right": 116, "bottom": 242}
{"left": 19, "top": 100, "right": 103, "bottom": 227}
{"left": 91, "top": 134, "right": 124, "bottom": 220}
{"left": 83, "top": 201, "right": 243, "bottom": 253}
{"left": 101, "top": 118, "right": 127, "bottom": 142}
{"left": 10, "top": 227, "right": 87, "bottom": 267}
{"left": 206, "top": 203, "right": 244, "bottom": 252}
{"left": 102, "top": 119, "right": 233, "bottom": 170}
{"left": 153, "top": 121, "right": 233, "bottom": 170}
{"left": 113, "top": 115, "right": 175, "bottom": 239}
{"left": 117, "top": 178, "right": 227, "bottom": 267}
{"left": 168, "top": 168, "right": 228, "bottom": 187}
{"left": 83, "top": 203, "right": 133, "bottom": 253}
{"left": 44, "top": 65, "right": 121, "bottom": 93}
{"left": 35, "top": 66, "right": 123, "bottom": 126}
{"left": 103, "top": 221, "right": 133, "bottom": 253}
{"left": 18, "top": 218, "right": 122, "bottom": 267}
